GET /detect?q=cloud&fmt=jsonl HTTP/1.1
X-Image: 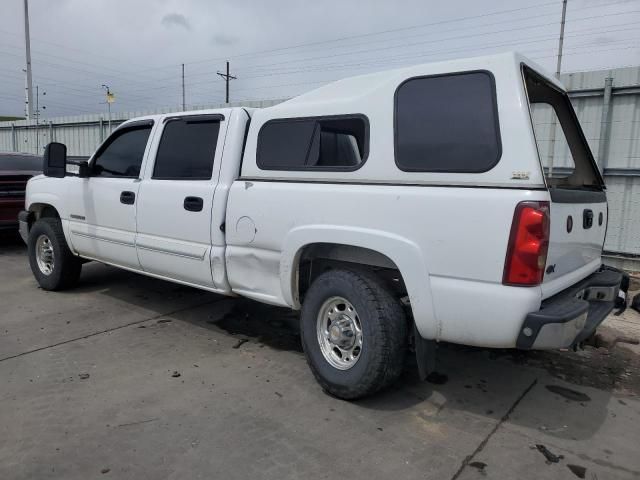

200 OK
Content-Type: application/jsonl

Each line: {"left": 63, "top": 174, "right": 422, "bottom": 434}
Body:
{"left": 211, "top": 33, "right": 238, "bottom": 46}
{"left": 592, "top": 35, "right": 616, "bottom": 45}
{"left": 161, "top": 13, "right": 191, "bottom": 31}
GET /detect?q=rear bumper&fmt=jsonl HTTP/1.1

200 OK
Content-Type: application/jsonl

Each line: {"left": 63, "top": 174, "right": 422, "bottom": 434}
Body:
{"left": 517, "top": 267, "right": 624, "bottom": 350}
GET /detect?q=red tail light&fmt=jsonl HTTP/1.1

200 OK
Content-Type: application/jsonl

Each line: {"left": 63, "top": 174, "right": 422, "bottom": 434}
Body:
{"left": 503, "top": 201, "right": 550, "bottom": 286}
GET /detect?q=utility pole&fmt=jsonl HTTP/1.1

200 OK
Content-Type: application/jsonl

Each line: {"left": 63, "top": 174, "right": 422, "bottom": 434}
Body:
{"left": 35, "top": 85, "right": 39, "bottom": 153}
{"left": 181, "top": 63, "right": 186, "bottom": 110}
{"left": 34, "top": 86, "right": 46, "bottom": 152}
{"left": 555, "top": 0, "right": 568, "bottom": 79}
{"left": 23, "top": 0, "right": 34, "bottom": 119}
{"left": 217, "top": 61, "right": 236, "bottom": 104}
{"left": 549, "top": 0, "right": 568, "bottom": 180}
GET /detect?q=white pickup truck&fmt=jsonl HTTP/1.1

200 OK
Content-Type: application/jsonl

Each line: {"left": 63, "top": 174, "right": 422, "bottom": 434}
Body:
{"left": 20, "top": 53, "right": 625, "bottom": 399}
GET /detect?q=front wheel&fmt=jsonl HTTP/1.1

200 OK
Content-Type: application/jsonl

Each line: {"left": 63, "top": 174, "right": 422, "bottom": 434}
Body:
{"left": 300, "top": 269, "right": 408, "bottom": 399}
{"left": 28, "top": 217, "right": 82, "bottom": 291}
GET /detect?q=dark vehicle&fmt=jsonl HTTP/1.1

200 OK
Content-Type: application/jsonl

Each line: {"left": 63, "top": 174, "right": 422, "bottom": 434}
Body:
{"left": 0, "top": 153, "right": 42, "bottom": 232}
{"left": 0, "top": 152, "right": 88, "bottom": 232}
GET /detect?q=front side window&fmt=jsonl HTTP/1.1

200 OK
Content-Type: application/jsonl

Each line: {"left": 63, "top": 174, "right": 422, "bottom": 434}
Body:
{"left": 92, "top": 125, "right": 152, "bottom": 178}
{"left": 395, "top": 71, "right": 501, "bottom": 173}
{"left": 153, "top": 118, "right": 221, "bottom": 180}
{"left": 257, "top": 116, "right": 367, "bottom": 170}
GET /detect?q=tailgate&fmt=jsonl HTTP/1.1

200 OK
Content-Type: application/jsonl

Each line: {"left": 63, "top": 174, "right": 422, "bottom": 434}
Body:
{"left": 523, "top": 65, "right": 608, "bottom": 299}
{"left": 542, "top": 189, "right": 607, "bottom": 298}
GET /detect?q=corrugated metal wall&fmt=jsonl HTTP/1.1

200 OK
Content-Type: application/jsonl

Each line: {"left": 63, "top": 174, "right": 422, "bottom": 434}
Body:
{"left": 0, "top": 99, "right": 285, "bottom": 156}
{"left": 1, "top": 68, "right": 638, "bottom": 268}
{"left": 561, "top": 67, "right": 640, "bottom": 269}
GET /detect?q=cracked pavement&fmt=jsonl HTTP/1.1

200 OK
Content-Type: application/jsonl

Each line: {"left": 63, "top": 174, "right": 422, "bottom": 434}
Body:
{"left": 1, "top": 236, "right": 639, "bottom": 480}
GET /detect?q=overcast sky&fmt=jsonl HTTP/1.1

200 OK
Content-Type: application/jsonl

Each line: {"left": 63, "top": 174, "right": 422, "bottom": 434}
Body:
{"left": 1, "top": 0, "right": 639, "bottom": 118}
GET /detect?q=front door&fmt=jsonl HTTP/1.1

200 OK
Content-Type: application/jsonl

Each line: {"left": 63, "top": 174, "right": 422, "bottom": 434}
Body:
{"left": 135, "top": 114, "right": 224, "bottom": 287}
{"left": 68, "top": 121, "right": 154, "bottom": 269}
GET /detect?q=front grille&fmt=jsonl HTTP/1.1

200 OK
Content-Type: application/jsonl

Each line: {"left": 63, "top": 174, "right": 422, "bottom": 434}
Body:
{"left": 0, "top": 175, "right": 30, "bottom": 198}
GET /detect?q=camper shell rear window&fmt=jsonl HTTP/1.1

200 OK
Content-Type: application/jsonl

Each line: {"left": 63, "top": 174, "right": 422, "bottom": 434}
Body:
{"left": 394, "top": 70, "right": 502, "bottom": 173}
{"left": 523, "top": 65, "right": 604, "bottom": 191}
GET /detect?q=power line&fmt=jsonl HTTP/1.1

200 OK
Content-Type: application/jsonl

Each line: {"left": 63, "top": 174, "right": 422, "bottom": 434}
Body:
{"left": 2, "top": 0, "right": 638, "bottom": 116}
{"left": 3, "top": 1, "right": 635, "bottom": 98}
{"left": 216, "top": 40, "right": 640, "bottom": 97}
{"left": 225, "top": 9, "right": 640, "bottom": 73}
{"left": 125, "top": 0, "right": 635, "bottom": 74}
{"left": 148, "top": 1, "right": 562, "bottom": 70}
{"left": 113, "top": 23, "right": 640, "bottom": 98}
{"left": 237, "top": 23, "right": 640, "bottom": 80}
{"left": 111, "top": 16, "right": 640, "bottom": 97}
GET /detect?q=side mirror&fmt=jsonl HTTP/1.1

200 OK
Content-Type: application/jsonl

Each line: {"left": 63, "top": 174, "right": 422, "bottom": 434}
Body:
{"left": 43, "top": 142, "right": 67, "bottom": 178}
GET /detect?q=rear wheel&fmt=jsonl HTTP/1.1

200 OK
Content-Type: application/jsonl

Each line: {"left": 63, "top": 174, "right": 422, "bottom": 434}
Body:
{"left": 28, "top": 217, "right": 82, "bottom": 290}
{"left": 300, "top": 268, "right": 408, "bottom": 399}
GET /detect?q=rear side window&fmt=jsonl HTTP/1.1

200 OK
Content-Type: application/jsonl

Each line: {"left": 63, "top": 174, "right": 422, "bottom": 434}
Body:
{"left": 92, "top": 125, "right": 152, "bottom": 178}
{"left": 257, "top": 116, "right": 368, "bottom": 170}
{"left": 153, "top": 118, "right": 221, "bottom": 180}
{"left": 395, "top": 71, "right": 501, "bottom": 173}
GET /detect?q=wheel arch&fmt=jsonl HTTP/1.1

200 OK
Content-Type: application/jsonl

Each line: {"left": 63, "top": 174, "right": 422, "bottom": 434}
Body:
{"left": 28, "top": 202, "right": 61, "bottom": 220}
{"left": 280, "top": 225, "right": 438, "bottom": 340}
{"left": 25, "top": 193, "right": 73, "bottom": 252}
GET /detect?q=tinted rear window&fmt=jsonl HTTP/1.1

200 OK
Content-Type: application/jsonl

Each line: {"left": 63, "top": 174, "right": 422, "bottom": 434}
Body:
{"left": 257, "top": 116, "right": 367, "bottom": 170}
{"left": 153, "top": 119, "right": 220, "bottom": 180}
{"left": 395, "top": 71, "right": 501, "bottom": 173}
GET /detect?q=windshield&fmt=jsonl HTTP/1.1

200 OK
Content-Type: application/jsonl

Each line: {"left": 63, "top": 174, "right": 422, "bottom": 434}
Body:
{"left": 523, "top": 66, "right": 604, "bottom": 190}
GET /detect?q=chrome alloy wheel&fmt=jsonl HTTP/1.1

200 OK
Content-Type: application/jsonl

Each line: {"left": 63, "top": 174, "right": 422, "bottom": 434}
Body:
{"left": 35, "top": 234, "right": 55, "bottom": 276}
{"left": 316, "top": 296, "right": 363, "bottom": 370}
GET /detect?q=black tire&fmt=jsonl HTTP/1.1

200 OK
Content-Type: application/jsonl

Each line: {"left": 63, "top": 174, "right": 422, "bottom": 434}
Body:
{"left": 28, "top": 217, "right": 82, "bottom": 291}
{"left": 300, "top": 269, "right": 408, "bottom": 400}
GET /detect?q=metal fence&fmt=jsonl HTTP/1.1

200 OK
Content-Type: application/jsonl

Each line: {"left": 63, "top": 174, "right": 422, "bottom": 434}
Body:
{"left": 1, "top": 68, "right": 639, "bottom": 269}
{"left": 0, "top": 99, "right": 286, "bottom": 157}
{"left": 560, "top": 67, "right": 640, "bottom": 270}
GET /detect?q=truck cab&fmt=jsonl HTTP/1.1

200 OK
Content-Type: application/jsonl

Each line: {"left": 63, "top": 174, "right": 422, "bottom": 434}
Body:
{"left": 22, "top": 108, "right": 250, "bottom": 293}
{"left": 20, "top": 52, "right": 625, "bottom": 400}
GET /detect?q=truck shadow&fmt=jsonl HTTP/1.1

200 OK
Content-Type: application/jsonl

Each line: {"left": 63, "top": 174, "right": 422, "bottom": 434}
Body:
{"left": 74, "top": 262, "right": 303, "bottom": 353}
{"left": 56, "top": 262, "right": 636, "bottom": 442}
{"left": 356, "top": 343, "right": 633, "bottom": 442}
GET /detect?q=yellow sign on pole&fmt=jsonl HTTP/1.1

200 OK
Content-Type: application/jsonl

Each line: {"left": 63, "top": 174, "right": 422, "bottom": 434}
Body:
{"left": 107, "top": 92, "right": 115, "bottom": 104}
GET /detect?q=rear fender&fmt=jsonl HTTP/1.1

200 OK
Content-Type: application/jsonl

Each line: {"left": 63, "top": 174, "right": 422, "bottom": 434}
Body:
{"left": 281, "top": 225, "right": 438, "bottom": 340}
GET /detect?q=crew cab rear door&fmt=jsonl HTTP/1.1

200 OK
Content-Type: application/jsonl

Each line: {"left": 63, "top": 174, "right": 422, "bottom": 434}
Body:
{"left": 523, "top": 66, "right": 607, "bottom": 298}
{"left": 135, "top": 113, "right": 227, "bottom": 287}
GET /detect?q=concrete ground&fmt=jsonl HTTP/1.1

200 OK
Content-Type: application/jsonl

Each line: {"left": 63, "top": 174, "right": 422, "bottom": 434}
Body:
{"left": 1, "top": 234, "right": 640, "bottom": 480}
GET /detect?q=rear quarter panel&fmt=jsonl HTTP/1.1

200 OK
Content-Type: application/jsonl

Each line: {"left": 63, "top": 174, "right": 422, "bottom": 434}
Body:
{"left": 226, "top": 181, "right": 546, "bottom": 346}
